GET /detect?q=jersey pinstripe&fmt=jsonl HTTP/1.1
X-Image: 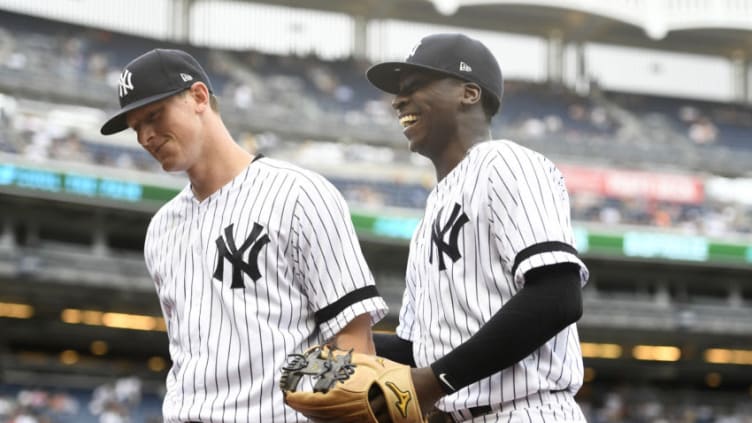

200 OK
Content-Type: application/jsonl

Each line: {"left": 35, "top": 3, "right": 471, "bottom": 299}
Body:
{"left": 397, "top": 140, "right": 588, "bottom": 421}
{"left": 144, "top": 156, "right": 388, "bottom": 423}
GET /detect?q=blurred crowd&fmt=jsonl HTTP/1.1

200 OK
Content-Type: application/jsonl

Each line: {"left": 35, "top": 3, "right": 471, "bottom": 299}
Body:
{"left": 2, "top": 380, "right": 752, "bottom": 423}
{"left": 0, "top": 11, "right": 751, "bottom": 240}
{"left": 5, "top": 117, "right": 750, "bottom": 238}
{"left": 0, "top": 378, "right": 161, "bottom": 423}
{"left": 569, "top": 193, "right": 752, "bottom": 238}
{"left": 579, "top": 384, "right": 752, "bottom": 423}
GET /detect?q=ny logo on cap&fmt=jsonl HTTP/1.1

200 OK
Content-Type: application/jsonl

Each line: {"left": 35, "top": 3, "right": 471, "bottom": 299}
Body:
{"left": 118, "top": 69, "right": 134, "bottom": 98}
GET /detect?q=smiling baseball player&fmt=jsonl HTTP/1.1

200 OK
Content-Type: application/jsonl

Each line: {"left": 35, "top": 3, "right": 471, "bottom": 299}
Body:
{"left": 100, "top": 48, "right": 388, "bottom": 423}
{"left": 365, "top": 33, "right": 590, "bottom": 422}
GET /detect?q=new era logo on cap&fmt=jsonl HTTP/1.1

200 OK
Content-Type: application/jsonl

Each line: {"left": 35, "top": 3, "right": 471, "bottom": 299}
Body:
{"left": 365, "top": 33, "right": 503, "bottom": 115}
{"left": 408, "top": 40, "right": 422, "bottom": 58}
{"left": 100, "top": 49, "right": 213, "bottom": 135}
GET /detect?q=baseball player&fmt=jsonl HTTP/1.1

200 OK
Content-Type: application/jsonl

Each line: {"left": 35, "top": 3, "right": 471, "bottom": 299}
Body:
{"left": 365, "top": 33, "right": 589, "bottom": 422}
{"left": 100, "top": 49, "right": 388, "bottom": 422}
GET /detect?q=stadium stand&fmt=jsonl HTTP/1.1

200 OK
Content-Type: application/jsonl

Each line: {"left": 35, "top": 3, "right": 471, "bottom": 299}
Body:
{"left": 1, "top": 9, "right": 752, "bottom": 174}
{"left": 0, "top": 10, "right": 751, "bottom": 239}
{"left": 0, "top": 3, "right": 751, "bottom": 422}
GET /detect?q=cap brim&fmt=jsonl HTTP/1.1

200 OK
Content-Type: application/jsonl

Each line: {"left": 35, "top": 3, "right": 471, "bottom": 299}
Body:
{"left": 366, "top": 61, "right": 458, "bottom": 95}
{"left": 100, "top": 88, "right": 185, "bottom": 135}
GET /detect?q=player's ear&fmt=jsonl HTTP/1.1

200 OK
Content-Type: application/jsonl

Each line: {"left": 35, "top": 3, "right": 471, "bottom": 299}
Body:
{"left": 460, "top": 82, "right": 482, "bottom": 107}
{"left": 188, "top": 82, "right": 211, "bottom": 112}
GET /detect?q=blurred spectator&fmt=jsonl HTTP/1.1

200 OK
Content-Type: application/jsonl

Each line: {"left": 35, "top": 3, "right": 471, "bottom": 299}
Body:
{"left": 52, "top": 132, "right": 92, "bottom": 163}
{"left": 232, "top": 83, "right": 254, "bottom": 109}
{"left": 689, "top": 117, "right": 719, "bottom": 145}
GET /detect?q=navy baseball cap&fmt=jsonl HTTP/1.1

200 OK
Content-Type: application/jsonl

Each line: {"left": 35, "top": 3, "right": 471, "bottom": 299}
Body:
{"left": 366, "top": 33, "right": 503, "bottom": 112}
{"left": 100, "top": 48, "right": 213, "bottom": 135}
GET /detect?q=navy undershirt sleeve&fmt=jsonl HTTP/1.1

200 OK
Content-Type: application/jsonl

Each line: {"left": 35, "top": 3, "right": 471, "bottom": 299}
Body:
{"left": 429, "top": 262, "right": 583, "bottom": 393}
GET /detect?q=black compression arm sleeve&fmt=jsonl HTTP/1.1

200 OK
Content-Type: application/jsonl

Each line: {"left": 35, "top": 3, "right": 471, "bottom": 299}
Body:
{"left": 374, "top": 333, "right": 416, "bottom": 367}
{"left": 429, "top": 262, "right": 583, "bottom": 393}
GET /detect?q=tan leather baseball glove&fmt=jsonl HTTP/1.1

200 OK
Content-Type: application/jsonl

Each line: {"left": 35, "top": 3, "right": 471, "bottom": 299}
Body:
{"left": 280, "top": 344, "right": 426, "bottom": 423}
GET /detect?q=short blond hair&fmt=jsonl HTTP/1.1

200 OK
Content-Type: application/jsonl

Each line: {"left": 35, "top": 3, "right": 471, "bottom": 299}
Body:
{"left": 177, "top": 89, "right": 220, "bottom": 114}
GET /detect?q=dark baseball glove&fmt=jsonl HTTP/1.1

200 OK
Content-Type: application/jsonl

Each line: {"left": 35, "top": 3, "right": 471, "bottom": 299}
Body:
{"left": 280, "top": 344, "right": 425, "bottom": 423}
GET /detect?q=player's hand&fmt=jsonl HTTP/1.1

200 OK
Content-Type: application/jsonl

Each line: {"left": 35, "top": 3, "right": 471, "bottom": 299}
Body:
{"left": 409, "top": 367, "right": 446, "bottom": 417}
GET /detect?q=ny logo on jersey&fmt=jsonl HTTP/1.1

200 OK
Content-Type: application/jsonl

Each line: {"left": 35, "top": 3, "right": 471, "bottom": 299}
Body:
{"left": 430, "top": 203, "right": 469, "bottom": 271}
{"left": 213, "top": 222, "right": 270, "bottom": 288}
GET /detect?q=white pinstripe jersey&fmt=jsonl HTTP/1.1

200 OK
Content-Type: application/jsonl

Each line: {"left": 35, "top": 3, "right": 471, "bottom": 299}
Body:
{"left": 144, "top": 156, "right": 388, "bottom": 423}
{"left": 397, "top": 140, "right": 589, "bottom": 421}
